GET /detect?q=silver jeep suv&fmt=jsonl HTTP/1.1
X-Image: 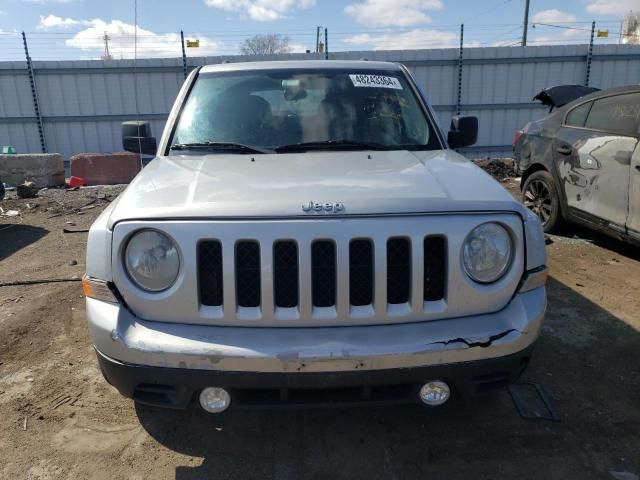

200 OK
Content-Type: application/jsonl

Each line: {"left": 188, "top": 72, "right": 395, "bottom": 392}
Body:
{"left": 84, "top": 61, "right": 547, "bottom": 412}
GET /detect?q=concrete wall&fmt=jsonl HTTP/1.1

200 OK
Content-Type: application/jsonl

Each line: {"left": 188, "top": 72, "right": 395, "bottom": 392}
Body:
{"left": 0, "top": 154, "right": 65, "bottom": 187}
{"left": 0, "top": 44, "right": 639, "bottom": 163}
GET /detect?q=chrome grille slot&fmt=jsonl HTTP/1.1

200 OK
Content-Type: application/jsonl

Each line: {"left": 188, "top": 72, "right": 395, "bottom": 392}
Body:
{"left": 424, "top": 236, "right": 446, "bottom": 301}
{"left": 349, "top": 239, "right": 374, "bottom": 306}
{"left": 198, "top": 241, "right": 223, "bottom": 306}
{"left": 273, "top": 241, "right": 299, "bottom": 308}
{"left": 386, "top": 238, "right": 411, "bottom": 304}
{"left": 311, "top": 240, "right": 336, "bottom": 308}
{"left": 235, "top": 241, "right": 261, "bottom": 308}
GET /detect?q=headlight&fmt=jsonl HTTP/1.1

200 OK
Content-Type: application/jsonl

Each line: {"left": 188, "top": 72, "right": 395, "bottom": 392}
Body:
{"left": 124, "top": 229, "right": 180, "bottom": 292}
{"left": 462, "top": 222, "right": 513, "bottom": 284}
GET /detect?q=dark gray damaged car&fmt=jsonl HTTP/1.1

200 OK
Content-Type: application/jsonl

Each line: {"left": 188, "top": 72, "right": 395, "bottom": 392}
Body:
{"left": 514, "top": 84, "right": 640, "bottom": 246}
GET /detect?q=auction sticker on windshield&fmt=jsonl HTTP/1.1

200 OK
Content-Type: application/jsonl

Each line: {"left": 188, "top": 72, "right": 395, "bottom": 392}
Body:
{"left": 349, "top": 74, "right": 403, "bottom": 90}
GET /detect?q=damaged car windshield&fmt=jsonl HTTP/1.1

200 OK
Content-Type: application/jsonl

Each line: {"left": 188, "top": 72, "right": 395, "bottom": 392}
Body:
{"left": 170, "top": 69, "right": 439, "bottom": 153}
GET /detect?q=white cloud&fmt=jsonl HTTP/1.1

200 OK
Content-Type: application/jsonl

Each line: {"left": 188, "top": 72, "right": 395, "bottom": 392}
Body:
{"left": 344, "top": 0, "right": 443, "bottom": 27}
{"left": 204, "top": 0, "right": 315, "bottom": 21}
{"left": 531, "top": 9, "right": 577, "bottom": 24}
{"left": 587, "top": 0, "right": 637, "bottom": 16}
{"left": 37, "top": 14, "right": 84, "bottom": 29}
{"left": 343, "top": 28, "right": 457, "bottom": 50}
{"left": 51, "top": 18, "right": 222, "bottom": 58}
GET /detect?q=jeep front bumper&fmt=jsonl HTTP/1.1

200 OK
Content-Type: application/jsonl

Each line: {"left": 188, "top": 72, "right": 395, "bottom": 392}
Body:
{"left": 88, "top": 287, "right": 545, "bottom": 408}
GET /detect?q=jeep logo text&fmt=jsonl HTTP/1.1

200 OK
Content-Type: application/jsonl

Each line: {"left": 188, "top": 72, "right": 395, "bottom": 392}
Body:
{"left": 302, "top": 201, "right": 345, "bottom": 213}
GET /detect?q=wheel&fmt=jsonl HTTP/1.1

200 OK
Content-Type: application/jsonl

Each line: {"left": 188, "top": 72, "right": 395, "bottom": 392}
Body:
{"left": 522, "top": 170, "right": 563, "bottom": 233}
{"left": 0, "top": 180, "right": 5, "bottom": 201}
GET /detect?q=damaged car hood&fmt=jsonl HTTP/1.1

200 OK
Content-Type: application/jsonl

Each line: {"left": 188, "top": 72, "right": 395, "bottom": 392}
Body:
{"left": 107, "top": 150, "right": 524, "bottom": 227}
{"left": 533, "top": 85, "right": 600, "bottom": 108}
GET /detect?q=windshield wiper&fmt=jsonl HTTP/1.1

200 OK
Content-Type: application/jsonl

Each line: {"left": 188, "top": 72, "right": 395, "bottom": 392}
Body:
{"left": 275, "top": 140, "right": 392, "bottom": 153}
{"left": 170, "top": 142, "right": 273, "bottom": 154}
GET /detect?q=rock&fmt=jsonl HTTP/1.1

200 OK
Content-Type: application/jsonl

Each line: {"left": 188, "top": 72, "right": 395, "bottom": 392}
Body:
{"left": 17, "top": 181, "right": 37, "bottom": 199}
{"left": 68, "top": 260, "right": 78, "bottom": 266}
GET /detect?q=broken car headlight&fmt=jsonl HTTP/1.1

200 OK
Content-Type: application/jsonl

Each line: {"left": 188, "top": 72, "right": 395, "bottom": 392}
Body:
{"left": 124, "top": 229, "right": 180, "bottom": 292}
{"left": 462, "top": 222, "right": 513, "bottom": 284}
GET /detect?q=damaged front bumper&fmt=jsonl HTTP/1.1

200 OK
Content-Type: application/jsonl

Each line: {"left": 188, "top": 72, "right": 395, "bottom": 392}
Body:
{"left": 88, "top": 287, "right": 545, "bottom": 408}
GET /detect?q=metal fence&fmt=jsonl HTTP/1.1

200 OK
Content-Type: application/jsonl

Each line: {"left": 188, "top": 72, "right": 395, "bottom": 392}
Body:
{"left": 1, "top": 43, "right": 639, "bottom": 162}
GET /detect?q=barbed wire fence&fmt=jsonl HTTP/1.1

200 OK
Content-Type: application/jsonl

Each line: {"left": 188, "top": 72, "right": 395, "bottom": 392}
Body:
{"left": 0, "top": 20, "right": 636, "bottom": 158}
{"left": 0, "top": 20, "right": 630, "bottom": 63}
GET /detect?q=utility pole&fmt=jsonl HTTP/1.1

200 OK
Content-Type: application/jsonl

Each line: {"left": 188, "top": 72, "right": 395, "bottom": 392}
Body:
{"left": 101, "top": 31, "right": 113, "bottom": 60}
{"left": 316, "top": 26, "right": 322, "bottom": 53}
{"left": 522, "top": 0, "right": 530, "bottom": 46}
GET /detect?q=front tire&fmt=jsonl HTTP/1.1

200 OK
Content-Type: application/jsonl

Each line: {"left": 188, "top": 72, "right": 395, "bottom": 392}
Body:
{"left": 522, "top": 170, "right": 563, "bottom": 233}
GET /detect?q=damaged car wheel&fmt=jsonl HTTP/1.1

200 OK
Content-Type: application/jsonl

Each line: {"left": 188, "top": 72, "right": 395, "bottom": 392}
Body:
{"left": 522, "top": 170, "right": 563, "bottom": 233}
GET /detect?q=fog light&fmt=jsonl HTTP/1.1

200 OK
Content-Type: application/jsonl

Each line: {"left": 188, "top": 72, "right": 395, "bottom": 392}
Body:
{"left": 419, "top": 381, "right": 451, "bottom": 406}
{"left": 199, "top": 387, "right": 231, "bottom": 413}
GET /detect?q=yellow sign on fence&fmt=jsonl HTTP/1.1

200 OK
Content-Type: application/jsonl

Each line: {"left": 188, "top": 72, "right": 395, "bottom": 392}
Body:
{"left": 597, "top": 30, "right": 609, "bottom": 38}
{"left": 186, "top": 39, "right": 200, "bottom": 48}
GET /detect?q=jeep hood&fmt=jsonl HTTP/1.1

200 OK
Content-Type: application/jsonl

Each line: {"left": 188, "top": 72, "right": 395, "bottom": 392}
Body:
{"left": 107, "top": 150, "right": 524, "bottom": 227}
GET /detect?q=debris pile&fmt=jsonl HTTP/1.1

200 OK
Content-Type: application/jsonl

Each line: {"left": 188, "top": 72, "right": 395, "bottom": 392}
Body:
{"left": 474, "top": 158, "right": 517, "bottom": 181}
{"left": 0, "top": 184, "right": 126, "bottom": 218}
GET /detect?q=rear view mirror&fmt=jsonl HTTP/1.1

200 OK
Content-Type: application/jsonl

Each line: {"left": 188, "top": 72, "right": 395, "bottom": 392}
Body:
{"left": 282, "top": 79, "right": 307, "bottom": 101}
{"left": 122, "top": 121, "right": 157, "bottom": 155}
{"left": 448, "top": 116, "right": 478, "bottom": 149}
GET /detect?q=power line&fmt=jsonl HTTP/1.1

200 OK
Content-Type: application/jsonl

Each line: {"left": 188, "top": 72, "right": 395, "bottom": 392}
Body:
{"left": 532, "top": 22, "right": 636, "bottom": 38}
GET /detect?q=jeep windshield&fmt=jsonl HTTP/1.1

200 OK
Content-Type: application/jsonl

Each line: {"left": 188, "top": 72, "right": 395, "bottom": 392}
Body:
{"left": 169, "top": 68, "right": 441, "bottom": 153}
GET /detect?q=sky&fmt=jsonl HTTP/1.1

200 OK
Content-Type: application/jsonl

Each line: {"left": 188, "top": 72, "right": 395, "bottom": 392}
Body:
{"left": 0, "top": 0, "right": 636, "bottom": 60}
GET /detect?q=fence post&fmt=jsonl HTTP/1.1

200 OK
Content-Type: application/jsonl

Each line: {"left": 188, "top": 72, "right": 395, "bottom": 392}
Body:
{"left": 585, "top": 21, "right": 595, "bottom": 86}
{"left": 22, "top": 31, "right": 46, "bottom": 154}
{"left": 456, "top": 24, "right": 464, "bottom": 116}
{"left": 180, "top": 30, "right": 188, "bottom": 79}
{"left": 324, "top": 28, "right": 329, "bottom": 60}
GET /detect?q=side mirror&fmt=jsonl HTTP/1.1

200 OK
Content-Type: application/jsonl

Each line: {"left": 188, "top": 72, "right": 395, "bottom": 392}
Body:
{"left": 122, "top": 121, "right": 157, "bottom": 155}
{"left": 447, "top": 115, "right": 478, "bottom": 149}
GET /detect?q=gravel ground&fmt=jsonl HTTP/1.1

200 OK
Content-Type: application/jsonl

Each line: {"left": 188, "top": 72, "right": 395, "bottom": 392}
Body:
{"left": 1, "top": 168, "right": 639, "bottom": 480}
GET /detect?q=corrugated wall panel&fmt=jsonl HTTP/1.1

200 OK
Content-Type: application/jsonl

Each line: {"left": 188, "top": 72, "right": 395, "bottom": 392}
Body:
{"left": 0, "top": 73, "right": 33, "bottom": 117}
{"left": 0, "top": 123, "right": 38, "bottom": 154}
{"left": 0, "top": 44, "right": 639, "bottom": 162}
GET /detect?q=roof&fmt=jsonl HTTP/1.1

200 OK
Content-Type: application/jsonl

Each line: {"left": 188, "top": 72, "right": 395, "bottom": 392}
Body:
{"left": 200, "top": 60, "right": 402, "bottom": 74}
{"left": 557, "top": 84, "right": 640, "bottom": 112}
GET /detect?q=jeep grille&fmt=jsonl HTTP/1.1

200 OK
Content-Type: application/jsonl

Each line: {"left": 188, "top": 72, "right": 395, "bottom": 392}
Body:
{"left": 112, "top": 215, "right": 525, "bottom": 327}
{"left": 198, "top": 236, "right": 446, "bottom": 312}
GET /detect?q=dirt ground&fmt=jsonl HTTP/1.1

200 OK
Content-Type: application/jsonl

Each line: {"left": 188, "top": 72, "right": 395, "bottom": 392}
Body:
{"left": 1, "top": 172, "right": 639, "bottom": 480}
